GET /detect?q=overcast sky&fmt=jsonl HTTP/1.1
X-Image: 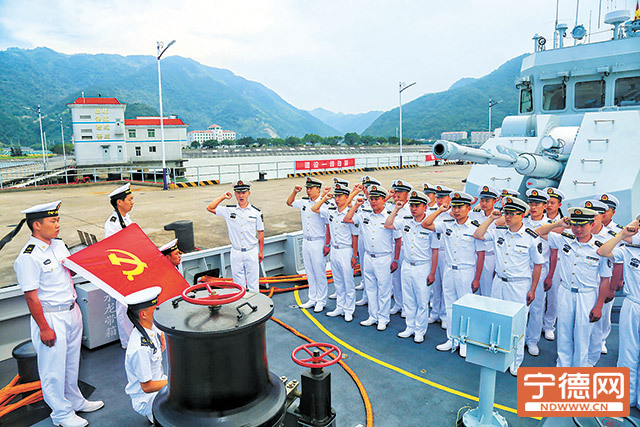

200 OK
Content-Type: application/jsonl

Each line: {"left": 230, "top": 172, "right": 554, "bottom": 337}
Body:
{"left": 0, "top": 0, "right": 632, "bottom": 113}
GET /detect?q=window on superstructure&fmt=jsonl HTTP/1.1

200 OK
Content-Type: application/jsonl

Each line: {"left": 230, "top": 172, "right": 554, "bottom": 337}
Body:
{"left": 148, "top": 129, "right": 155, "bottom": 137}
{"left": 128, "top": 129, "right": 136, "bottom": 138}
{"left": 575, "top": 80, "right": 605, "bottom": 109}
{"left": 149, "top": 146, "right": 157, "bottom": 153}
{"left": 614, "top": 76, "right": 640, "bottom": 107}
{"left": 135, "top": 147, "right": 141, "bottom": 156}
{"left": 542, "top": 83, "right": 566, "bottom": 111}
{"left": 520, "top": 88, "right": 533, "bottom": 113}
{"left": 79, "top": 114, "right": 91, "bottom": 120}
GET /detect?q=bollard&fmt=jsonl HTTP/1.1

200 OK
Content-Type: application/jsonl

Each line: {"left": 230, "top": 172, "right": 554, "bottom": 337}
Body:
{"left": 164, "top": 220, "right": 195, "bottom": 253}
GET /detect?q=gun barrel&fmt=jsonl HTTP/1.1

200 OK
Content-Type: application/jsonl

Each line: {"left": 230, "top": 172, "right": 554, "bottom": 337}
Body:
{"left": 432, "top": 140, "right": 515, "bottom": 166}
{"left": 515, "top": 153, "right": 564, "bottom": 179}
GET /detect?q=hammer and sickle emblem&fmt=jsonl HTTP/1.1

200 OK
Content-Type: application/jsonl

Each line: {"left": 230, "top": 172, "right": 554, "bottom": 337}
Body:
{"left": 107, "top": 249, "right": 148, "bottom": 281}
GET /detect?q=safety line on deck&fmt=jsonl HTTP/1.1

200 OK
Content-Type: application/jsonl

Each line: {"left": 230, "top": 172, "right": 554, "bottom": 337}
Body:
{"left": 293, "top": 289, "right": 540, "bottom": 420}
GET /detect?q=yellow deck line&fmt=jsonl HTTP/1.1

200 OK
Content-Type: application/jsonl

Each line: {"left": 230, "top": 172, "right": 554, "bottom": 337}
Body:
{"left": 293, "top": 289, "right": 539, "bottom": 420}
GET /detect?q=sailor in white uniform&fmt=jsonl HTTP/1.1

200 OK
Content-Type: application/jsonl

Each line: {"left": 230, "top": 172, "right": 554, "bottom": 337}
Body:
{"left": 469, "top": 185, "right": 499, "bottom": 297}
{"left": 287, "top": 177, "right": 331, "bottom": 312}
{"left": 159, "top": 239, "right": 181, "bottom": 267}
{"left": 11, "top": 201, "right": 103, "bottom": 427}
{"left": 124, "top": 287, "right": 167, "bottom": 424}
{"left": 104, "top": 183, "right": 136, "bottom": 349}
{"left": 385, "top": 190, "right": 439, "bottom": 343}
{"left": 422, "top": 182, "right": 438, "bottom": 211}
{"left": 423, "top": 191, "right": 485, "bottom": 357}
{"left": 426, "top": 185, "right": 453, "bottom": 328}
{"left": 474, "top": 196, "right": 544, "bottom": 376}
{"left": 597, "top": 218, "right": 640, "bottom": 410}
{"left": 522, "top": 189, "right": 551, "bottom": 358}
{"left": 312, "top": 182, "right": 359, "bottom": 321}
{"left": 536, "top": 207, "right": 612, "bottom": 367}
{"left": 207, "top": 180, "right": 265, "bottom": 292}
{"left": 541, "top": 187, "right": 565, "bottom": 341}
{"left": 344, "top": 185, "right": 401, "bottom": 331}
{"left": 325, "top": 177, "right": 350, "bottom": 300}
{"left": 389, "top": 179, "right": 414, "bottom": 316}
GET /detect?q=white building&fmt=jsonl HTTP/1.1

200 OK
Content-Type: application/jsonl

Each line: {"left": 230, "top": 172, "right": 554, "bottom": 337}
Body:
{"left": 470, "top": 131, "right": 492, "bottom": 144}
{"left": 440, "top": 131, "right": 468, "bottom": 141}
{"left": 68, "top": 97, "right": 187, "bottom": 166}
{"left": 188, "top": 123, "right": 237, "bottom": 145}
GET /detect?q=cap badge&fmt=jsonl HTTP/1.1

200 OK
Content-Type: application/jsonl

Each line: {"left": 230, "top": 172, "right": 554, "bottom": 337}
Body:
{"left": 506, "top": 197, "right": 513, "bottom": 204}
{"left": 601, "top": 195, "right": 608, "bottom": 201}
{"left": 398, "top": 180, "right": 402, "bottom": 185}
{"left": 238, "top": 180, "right": 243, "bottom": 186}
{"left": 454, "top": 193, "right": 460, "bottom": 198}
{"left": 371, "top": 186, "right": 377, "bottom": 191}
{"left": 437, "top": 186, "right": 442, "bottom": 191}
{"left": 585, "top": 201, "right": 593, "bottom": 208}
{"left": 483, "top": 186, "right": 489, "bottom": 192}
{"left": 532, "top": 190, "right": 538, "bottom": 196}
{"left": 547, "top": 188, "right": 554, "bottom": 194}
{"left": 574, "top": 209, "right": 582, "bottom": 215}
{"left": 412, "top": 191, "right": 417, "bottom": 197}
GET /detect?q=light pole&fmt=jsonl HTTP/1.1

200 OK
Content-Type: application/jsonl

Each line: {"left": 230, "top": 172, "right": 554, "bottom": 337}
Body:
{"left": 488, "top": 99, "right": 503, "bottom": 135}
{"left": 157, "top": 39, "right": 176, "bottom": 190}
{"left": 24, "top": 105, "right": 47, "bottom": 170}
{"left": 399, "top": 81, "right": 416, "bottom": 167}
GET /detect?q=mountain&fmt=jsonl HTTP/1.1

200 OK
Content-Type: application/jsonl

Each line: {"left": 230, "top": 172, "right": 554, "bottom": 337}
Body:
{"left": 0, "top": 47, "right": 339, "bottom": 147}
{"left": 363, "top": 54, "right": 527, "bottom": 139}
{"left": 309, "top": 108, "right": 383, "bottom": 134}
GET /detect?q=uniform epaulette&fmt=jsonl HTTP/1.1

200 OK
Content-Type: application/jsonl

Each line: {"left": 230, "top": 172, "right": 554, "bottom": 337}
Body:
{"left": 624, "top": 243, "right": 640, "bottom": 249}
{"left": 471, "top": 220, "right": 480, "bottom": 227}
{"left": 496, "top": 225, "right": 508, "bottom": 229}
{"left": 386, "top": 210, "right": 392, "bottom": 215}
{"left": 616, "top": 224, "right": 624, "bottom": 229}
{"left": 302, "top": 196, "right": 310, "bottom": 200}
{"left": 525, "top": 228, "right": 539, "bottom": 238}
{"left": 443, "top": 218, "right": 455, "bottom": 222}
{"left": 109, "top": 216, "right": 117, "bottom": 222}
{"left": 594, "top": 240, "right": 604, "bottom": 247}
{"left": 23, "top": 244, "right": 35, "bottom": 254}
{"left": 362, "top": 208, "right": 372, "bottom": 213}
{"left": 324, "top": 200, "right": 331, "bottom": 205}
{"left": 473, "top": 207, "right": 481, "bottom": 212}
{"left": 607, "top": 230, "right": 617, "bottom": 237}
{"left": 140, "top": 336, "right": 155, "bottom": 352}
{"left": 561, "top": 232, "right": 576, "bottom": 239}
{"left": 403, "top": 215, "right": 413, "bottom": 219}
{"left": 225, "top": 204, "right": 236, "bottom": 207}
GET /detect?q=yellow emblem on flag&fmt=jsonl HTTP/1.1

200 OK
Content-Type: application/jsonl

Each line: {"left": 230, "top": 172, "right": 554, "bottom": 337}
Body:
{"left": 107, "top": 249, "right": 148, "bottom": 281}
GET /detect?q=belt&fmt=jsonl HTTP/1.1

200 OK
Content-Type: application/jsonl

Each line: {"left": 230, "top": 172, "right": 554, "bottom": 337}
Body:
{"left": 560, "top": 280, "right": 596, "bottom": 293}
{"left": 42, "top": 301, "right": 76, "bottom": 313}
{"left": 304, "top": 236, "right": 325, "bottom": 242}
{"left": 367, "top": 252, "right": 391, "bottom": 258}
{"left": 332, "top": 244, "right": 351, "bottom": 250}
{"left": 232, "top": 244, "right": 257, "bottom": 252}
{"left": 449, "top": 264, "right": 473, "bottom": 270}
{"left": 496, "top": 274, "right": 528, "bottom": 283}
{"left": 404, "top": 259, "right": 430, "bottom": 266}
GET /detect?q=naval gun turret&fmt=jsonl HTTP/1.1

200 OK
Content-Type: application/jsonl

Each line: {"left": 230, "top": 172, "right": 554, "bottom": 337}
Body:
{"left": 433, "top": 9, "right": 640, "bottom": 224}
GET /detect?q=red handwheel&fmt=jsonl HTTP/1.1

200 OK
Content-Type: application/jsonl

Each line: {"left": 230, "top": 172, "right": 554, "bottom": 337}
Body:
{"left": 291, "top": 343, "right": 342, "bottom": 368}
{"left": 181, "top": 281, "right": 246, "bottom": 306}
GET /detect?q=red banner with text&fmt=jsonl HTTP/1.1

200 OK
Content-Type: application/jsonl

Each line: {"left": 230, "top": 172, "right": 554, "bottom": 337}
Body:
{"left": 295, "top": 158, "right": 355, "bottom": 171}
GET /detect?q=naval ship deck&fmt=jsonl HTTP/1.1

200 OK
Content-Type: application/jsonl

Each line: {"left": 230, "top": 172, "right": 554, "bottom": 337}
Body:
{"left": 0, "top": 277, "right": 634, "bottom": 427}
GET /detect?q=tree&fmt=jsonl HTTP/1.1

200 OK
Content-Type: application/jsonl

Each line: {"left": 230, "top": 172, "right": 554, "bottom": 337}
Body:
{"left": 343, "top": 132, "right": 361, "bottom": 146}
{"left": 10, "top": 146, "right": 22, "bottom": 156}
{"left": 285, "top": 136, "right": 301, "bottom": 146}
{"left": 303, "top": 133, "right": 322, "bottom": 145}
{"left": 388, "top": 136, "right": 399, "bottom": 144}
{"left": 51, "top": 143, "right": 73, "bottom": 154}
{"left": 202, "top": 139, "right": 218, "bottom": 149}
{"left": 190, "top": 140, "right": 200, "bottom": 148}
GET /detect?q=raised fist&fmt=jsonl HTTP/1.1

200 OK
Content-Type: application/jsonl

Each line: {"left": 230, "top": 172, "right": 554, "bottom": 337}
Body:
{"left": 223, "top": 191, "right": 233, "bottom": 199}
{"left": 490, "top": 209, "right": 502, "bottom": 220}
{"left": 355, "top": 197, "right": 365, "bottom": 206}
{"left": 294, "top": 185, "right": 303, "bottom": 193}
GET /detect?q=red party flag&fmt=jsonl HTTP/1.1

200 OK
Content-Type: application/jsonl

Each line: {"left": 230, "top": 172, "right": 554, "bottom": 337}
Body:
{"left": 63, "top": 223, "right": 187, "bottom": 304}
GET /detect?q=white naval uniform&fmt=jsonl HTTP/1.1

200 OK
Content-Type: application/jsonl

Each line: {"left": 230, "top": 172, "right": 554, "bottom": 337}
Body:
{"left": 542, "top": 212, "right": 563, "bottom": 336}
{"left": 600, "top": 222, "right": 624, "bottom": 345}
{"left": 547, "top": 232, "right": 612, "bottom": 367}
{"left": 434, "top": 217, "right": 484, "bottom": 340}
{"left": 320, "top": 204, "right": 358, "bottom": 315}
{"left": 215, "top": 204, "right": 264, "bottom": 292}
{"left": 587, "top": 225, "right": 615, "bottom": 366}
{"left": 483, "top": 225, "right": 545, "bottom": 369}
{"left": 356, "top": 199, "right": 371, "bottom": 298}
{"left": 470, "top": 208, "right": 497, "bottom": 297}
{"left": 429, "top": 207, "right": 448, "bottom": 322}
{"left": 352, "top": 207, "right": 400, "bottom": 326}
{"left": 391, "top": 204, "right": 411, "bottom": 310}
{"left": 292, "top": 197, "right": 329, "bottom": 305}
{"left": 105, "top": 210, "right": 135, "bottom": 348}
{"left": 14, "top": 236, "right": 89, "bottom": 425}
{"left": 393, "top": 214, "right": 440, "bottom": 337}
{"left": 522, "top": 216, "right": 551, "bottom": 349}
{"left": 612, "top": 243, "right": 640, "bottom": 409}
{"left": 124, "top": 326, "right": 167, "bottom": 421}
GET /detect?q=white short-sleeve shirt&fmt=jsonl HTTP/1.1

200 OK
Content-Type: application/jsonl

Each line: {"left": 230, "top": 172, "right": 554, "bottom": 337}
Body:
{"left": 393, "top": 215, "right": 440, "bottom": 263}
{"left": 484, "top": 224, "right": 545, "bottom": 279}
{"left": 292, "top": 197, "right": 326, "bottom": 238}
{"left": 124, "top": 326, "right": 166, "bottom": 410}
{"left": 613, "top": 244, "right": 640, "bottom": 301}
{"left": 351, "top": 207, "right": 400, "bottom": 255}
{"left": 215, "top": 204, "right": 264, "bottom": 249}
{"left": 319, "top": 205, "right": 358, "bottom": 248}
{"left": 434, "top": 217, "right": 482, "bottom": 267}
{"left": 104, "top": 210, "right": 133, "bottom": 238}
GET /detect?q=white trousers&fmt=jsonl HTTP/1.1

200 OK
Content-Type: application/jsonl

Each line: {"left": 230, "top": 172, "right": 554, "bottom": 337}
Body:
{"left": 401, "top": 260, "right": 431, "bottom": 336}
{"left": 116, "top": 301, "right": 133, "bottom": 348}
{"left": 543, "top": 264, "right": 561, "bottom": 333}
{"left": 302, "top": 239, "right": 328, "bottom": 304}
{"left": 363, "top": 252, "right": 393, "bottom": 325}
{"left": 330, "top": 247, "right": 356, "bottom": 315}
{"left": 230, "top": 247, "right": 260, "bottom": 292}
{"left": 587, "top": 299, "right": 613, "bottom": 366}
{"left": 479, "top": 252, "right": 495, "bottom": 297}
{"left": 617, "top": 298, "right": 640, "bottom": 408}
{"left": 430, "top": 262, "right": 446, "bottom": 321}
{"left": 31, "top": 305, "right": 87, "bottom": 424}
{"left": 391, "top": 252, "right": 404, "bottom": 308}
{"left": 442, "top": 265, "right": 475, "bottom": 340}
{"left": 491, "top": 276, "right": 530, "bottom": 369}
{"left": 556, "top": 285, "right": 597, "bottom": 367}
{"left": 525, "top": 263, "right": 549, "bottom": 347}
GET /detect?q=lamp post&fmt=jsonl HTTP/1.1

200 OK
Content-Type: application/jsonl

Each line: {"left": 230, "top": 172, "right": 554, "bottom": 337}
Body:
{"left": 24, "top": 105, "right": 47, "bottom": 170}
{"left": 157, "top": 39, "right": 176, "bottom": 190}
{"left": 488, "top": 99, "right": 503, "bottom": 135}
{"left": 399, "top": 81, "right": 416, "bottom": 167}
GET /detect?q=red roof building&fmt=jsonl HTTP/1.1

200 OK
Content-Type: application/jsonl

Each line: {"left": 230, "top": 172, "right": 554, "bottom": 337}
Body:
{"left": 67, "top": 97, "right": 124, "bottom": 105}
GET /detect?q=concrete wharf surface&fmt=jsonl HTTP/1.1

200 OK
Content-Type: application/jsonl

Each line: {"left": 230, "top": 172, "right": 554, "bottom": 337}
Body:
{"left": 0, "top": 164, "right": 471, "bottom": 286}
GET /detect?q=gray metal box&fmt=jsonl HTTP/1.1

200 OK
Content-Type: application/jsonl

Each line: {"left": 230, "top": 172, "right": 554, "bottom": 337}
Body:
{"left": 450, "top": 294, "right": 526, "bottom": 372}
{"left": 76, "top": 282, "right": 119, "bottom": 349}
